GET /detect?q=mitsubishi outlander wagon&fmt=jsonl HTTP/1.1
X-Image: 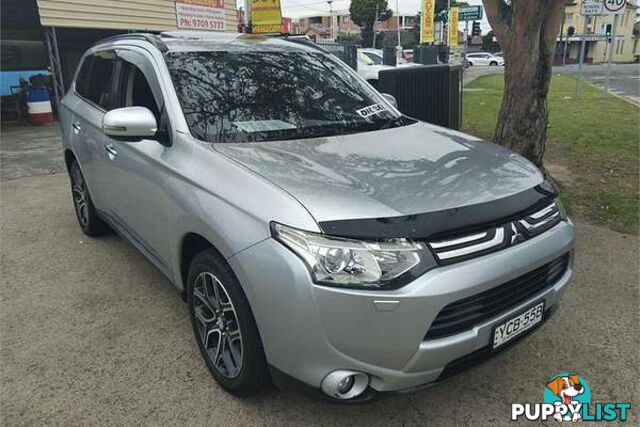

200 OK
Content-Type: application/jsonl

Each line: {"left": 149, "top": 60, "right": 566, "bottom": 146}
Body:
{"left": 60, "top": 32, "right": 575, "bottom": 401}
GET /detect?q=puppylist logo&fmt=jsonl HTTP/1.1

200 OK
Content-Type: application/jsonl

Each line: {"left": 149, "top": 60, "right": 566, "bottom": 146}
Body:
{"left": 511, "top": 373, "right": 632, "bottom": 422}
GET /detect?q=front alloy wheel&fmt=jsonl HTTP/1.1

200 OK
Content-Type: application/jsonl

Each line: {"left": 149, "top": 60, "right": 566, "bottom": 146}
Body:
{"left": 192, "top": 272, "right": 243, "bottom": 378}
{"left": 71, "top": 163, "right": 89, "bottom": 228}
{"left": 187, "top": 249, "right": 269, "bottom": 397}
{"left": 68, "top": 160, "right": 110, "bottom": 236}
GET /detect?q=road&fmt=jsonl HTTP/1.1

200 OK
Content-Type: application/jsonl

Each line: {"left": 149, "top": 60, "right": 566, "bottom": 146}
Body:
{"left": 1, "top": 125, "right": 638, "bottom": 426}
{"left": 464, "top": 63, "right": 640, "bottom": 104}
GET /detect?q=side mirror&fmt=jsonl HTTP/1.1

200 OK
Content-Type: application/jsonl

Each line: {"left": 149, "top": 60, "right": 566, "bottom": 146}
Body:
{"left": 381, "top": 93, "right": 398, "bottom": 109}
{"left": 102, "top": 107, "right": 157, "bottom": 141}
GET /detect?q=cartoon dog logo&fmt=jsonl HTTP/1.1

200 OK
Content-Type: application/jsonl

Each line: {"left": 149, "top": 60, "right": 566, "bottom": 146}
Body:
{"left": 546, "top": 375, "right": 585, "bottom": 422}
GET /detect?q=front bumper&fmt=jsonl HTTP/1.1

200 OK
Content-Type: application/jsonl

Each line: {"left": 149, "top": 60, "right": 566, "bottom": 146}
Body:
{"left": 228, "top": 221, "right": 575, "bottom": 395}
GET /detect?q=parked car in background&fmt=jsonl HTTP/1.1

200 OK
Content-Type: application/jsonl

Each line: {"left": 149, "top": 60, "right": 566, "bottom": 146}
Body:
{"left": 357, "top": 49, "right": 419, "bottom": 87}
{"left": 356, "top": 50, "right": 394, "bottom": 86}
{"left": 61, "top": 32, "right": 575, "bottom": 403}
{"left": 465, "top": 52, "right": 505, "bottom": 66}
{"left": 494, "top": 51, "right": 504, "bottom": 59}
{"left": 359, "top": 48, "right": 417, "bottom": 67}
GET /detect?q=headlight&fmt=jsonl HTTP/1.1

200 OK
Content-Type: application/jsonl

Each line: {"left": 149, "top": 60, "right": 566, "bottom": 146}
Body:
{"left": 271, "top": 222, "right": 435, "bottom": 289}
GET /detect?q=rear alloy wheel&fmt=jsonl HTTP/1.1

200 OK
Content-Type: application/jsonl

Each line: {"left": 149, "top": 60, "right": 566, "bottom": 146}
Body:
{"left": 187, "top": 249, "right": 269, "bottom": 397}
{"left": 490, "top": 61, "right": 498, "bottom": 66}
{"left": 69, "top": 160, "right": 110, "bottom": 236}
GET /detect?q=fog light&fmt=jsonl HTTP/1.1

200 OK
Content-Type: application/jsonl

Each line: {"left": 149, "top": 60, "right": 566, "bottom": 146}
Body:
{"left": 337, "top": 375, "right": 355, "bottom": 394}
{"left": 321, "top": 370, "right": 369, "bottom": 400}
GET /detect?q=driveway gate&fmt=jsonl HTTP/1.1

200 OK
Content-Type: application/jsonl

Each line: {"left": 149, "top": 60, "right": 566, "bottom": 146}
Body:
{"left": 378, "top": 65, "right": 462, "bottom": 130}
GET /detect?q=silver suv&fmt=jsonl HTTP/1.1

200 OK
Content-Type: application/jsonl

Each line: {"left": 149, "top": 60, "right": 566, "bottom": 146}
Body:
{"left": 60, "top": 32, "right": 575, "bottom": 401}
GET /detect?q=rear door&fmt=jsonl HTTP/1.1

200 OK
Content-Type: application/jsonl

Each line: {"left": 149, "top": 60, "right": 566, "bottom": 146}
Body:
{"left": 70, "top": 51, "right": 119, "bottom": 209}
{"left": 99, "top": 48, "right": 174, "bottom": 275}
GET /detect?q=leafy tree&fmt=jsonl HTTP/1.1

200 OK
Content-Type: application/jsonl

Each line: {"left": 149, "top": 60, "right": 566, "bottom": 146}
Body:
{"left": 482, "top": 30, "right": 500, "bottom": 51}
{"left": 482, "top": 0, "right": 565, "bottom": 166}
{"left": 436, "top": 0, "right": 469, "bottom": 15}
{"left": 349, "top": 0, "right": 392, "bottom": 47}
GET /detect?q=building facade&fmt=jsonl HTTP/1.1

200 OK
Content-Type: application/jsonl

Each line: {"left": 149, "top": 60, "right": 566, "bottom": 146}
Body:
{"left": 559, "top": 0, "right": 639, "bottom": 63}
{"left": 292, "top": 11, "right": 418, "bottom": 41}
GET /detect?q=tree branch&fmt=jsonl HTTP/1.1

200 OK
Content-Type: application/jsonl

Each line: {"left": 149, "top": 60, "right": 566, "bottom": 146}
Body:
{"left": 482, "top": 0, "right": 512, "bottom": 42}
{"left": 540, "top": 0, "right": 566, "bottom": 57}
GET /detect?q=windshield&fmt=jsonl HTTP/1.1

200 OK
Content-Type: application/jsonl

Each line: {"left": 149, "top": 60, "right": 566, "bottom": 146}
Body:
{"left": 164, "top": 51, "right": 412, "bottom": 143}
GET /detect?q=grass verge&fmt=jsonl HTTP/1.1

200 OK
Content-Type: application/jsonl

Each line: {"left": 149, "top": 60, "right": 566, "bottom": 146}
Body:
{"left": 462, "top": 74, "right": 639, "bottom": 235}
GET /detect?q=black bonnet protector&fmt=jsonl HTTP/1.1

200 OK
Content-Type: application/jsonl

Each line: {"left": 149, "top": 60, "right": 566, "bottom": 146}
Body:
{"left": 318, "top": 184, "right": 558, "bottom": 241}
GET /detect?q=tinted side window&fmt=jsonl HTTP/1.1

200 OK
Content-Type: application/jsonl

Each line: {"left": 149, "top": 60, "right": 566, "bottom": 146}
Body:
{"left": 86, "top": 56, "right": 116, "bottom": 109}
{"left": 75, "top": 57, "right": 92, "bottom": 99}
{"left": 112, "top": 59, "right": 168, "bottom": 142}
{"left": 113, "top": 62, "right": 161, "bottom": 121}
{"left": 75, "top": 52, "right": 116, "bottom": 110}
{"left": 127, "top": 64, "right": 161, "bottom": 121}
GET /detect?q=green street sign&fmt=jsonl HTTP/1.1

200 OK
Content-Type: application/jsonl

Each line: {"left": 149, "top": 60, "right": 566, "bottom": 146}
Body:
{"left": 458, "top": 6, "right": 483, "bottom": 21}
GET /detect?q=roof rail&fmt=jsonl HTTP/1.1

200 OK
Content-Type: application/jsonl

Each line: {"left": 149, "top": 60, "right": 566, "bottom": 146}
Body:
{"left": 280, "top": 35, "right": 329, "bottom": 54}
{"left": 92, "top": 33, "right": 168, "bottom": 52}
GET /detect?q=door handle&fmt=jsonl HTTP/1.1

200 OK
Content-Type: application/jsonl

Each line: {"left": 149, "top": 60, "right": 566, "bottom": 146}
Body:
{"left": 72, "top": 122, "right": 82, "bottom": 133}
{"left": 104, "top": 144, "right": 118, "bottom": 160}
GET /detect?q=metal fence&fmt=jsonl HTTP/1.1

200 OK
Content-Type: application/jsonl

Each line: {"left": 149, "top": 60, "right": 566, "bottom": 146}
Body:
{"left": 315, "top": 41, "right": 358, "bottom": 71}
{"left": 378, "top": 65, "right": 463, "bottom": 130}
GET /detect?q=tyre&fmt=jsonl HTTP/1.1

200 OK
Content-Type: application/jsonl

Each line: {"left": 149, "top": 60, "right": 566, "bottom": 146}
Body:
{"left": 467, "top": 62, "right": 473, "bottom": 67}
{"left": 490, "top": 61, "right": 498, "bottom": 66}
{"left": 69, "top": 160, "right": 111, "bottom": 236}
{"left": 187, "top": 249, "right": 269, "bottom": 397}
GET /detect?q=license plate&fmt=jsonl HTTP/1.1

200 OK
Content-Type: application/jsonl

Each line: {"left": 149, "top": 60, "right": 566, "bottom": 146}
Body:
{"left": 493, "top": 301, "right": 545, "bottom": 349}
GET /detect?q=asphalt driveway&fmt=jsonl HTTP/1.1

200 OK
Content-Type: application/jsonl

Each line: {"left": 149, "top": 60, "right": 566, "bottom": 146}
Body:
{"left": 1, "top": 125, "right": 638, "bottom": 426}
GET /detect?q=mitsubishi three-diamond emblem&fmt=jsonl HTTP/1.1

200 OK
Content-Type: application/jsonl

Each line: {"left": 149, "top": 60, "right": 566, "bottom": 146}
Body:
{"left": 510, "top": 222, "right": 526, "bottom": 244}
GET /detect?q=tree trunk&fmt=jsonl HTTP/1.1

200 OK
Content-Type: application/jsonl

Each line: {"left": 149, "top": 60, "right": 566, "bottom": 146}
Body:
{"left": 362, "top": 23, "right": 374, "bottom": 48}
{"left": 482, "top": 0, "right": 565, "bottom": 167}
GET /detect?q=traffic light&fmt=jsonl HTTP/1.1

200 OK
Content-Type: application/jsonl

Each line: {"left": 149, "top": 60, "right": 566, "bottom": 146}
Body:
{"left": 472, "top": 21, "right": 481, "bottom": 37}
{"left": 605, "top": 24, "right": 612, "bottom": 42}
{"left": 567, "top": 26, "right": 575, "bottom": 37}
{"left": 605, "top": 24, "right": 612, "bottom": 36}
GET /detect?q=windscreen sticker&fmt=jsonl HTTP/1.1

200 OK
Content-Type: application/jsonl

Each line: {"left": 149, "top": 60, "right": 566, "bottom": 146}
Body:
{"left": 233, "top": 120, "right": 297, "bottom": 133}
{"left": 356, "top": 103, "right": 388, "bottom": 118}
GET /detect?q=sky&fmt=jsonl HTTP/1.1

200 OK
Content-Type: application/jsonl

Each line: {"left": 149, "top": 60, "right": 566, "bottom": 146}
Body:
{"left": 238, "top": 0, "right": 493, "bottom": 32}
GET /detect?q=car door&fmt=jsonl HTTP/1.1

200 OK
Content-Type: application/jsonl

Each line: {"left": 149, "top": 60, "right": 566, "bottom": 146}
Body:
{"left": 70, "top": 51, "right": 119, "bottom": 209}
{"left": 99, "top": 48, "right": 174, "bottom": 276}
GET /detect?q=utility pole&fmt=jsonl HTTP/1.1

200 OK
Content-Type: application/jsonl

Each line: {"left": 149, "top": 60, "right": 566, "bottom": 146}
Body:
{"left": 327, "top": 0, "right": 334, "bottom": 40}
{"left": 575, "top": 14, "right": 588, "bottom": 101}
{"left": 559, "top": 10, "right": 565, "bottom": 65}
{"left": 396, "top": 0, "right": 401, "bottom": 48}
{"left": 372, "top": 3, "right": 379, "bottom": 48}
{"left": 446, "top": 0, "right": 451, "bottom": 63}
{"left": 604, "top": 13, "right": 619, "bottom": 93}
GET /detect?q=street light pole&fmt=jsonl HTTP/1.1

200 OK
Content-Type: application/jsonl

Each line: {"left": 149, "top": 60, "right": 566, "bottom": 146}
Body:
{"left": 396, "top": 0, "right": 401, "bottom": 48}
{"left": 446, "top": 0, "right": 451, "bottom": 63}
{"left": 604, "top": 13, "right": 619, "bottom": 93}
{"left": 575, "top": 14, "right": 588, "bottom": 101}
{"left": 327, "top": 0, "right": 334, "bottom": 39}
{"left": 372, "top": 3, "right": 379, "bottom": 48}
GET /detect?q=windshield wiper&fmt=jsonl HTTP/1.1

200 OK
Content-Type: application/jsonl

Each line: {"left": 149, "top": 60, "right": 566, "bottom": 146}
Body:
{"left": 378, "top": 116, "right": 406, "bottom": 131}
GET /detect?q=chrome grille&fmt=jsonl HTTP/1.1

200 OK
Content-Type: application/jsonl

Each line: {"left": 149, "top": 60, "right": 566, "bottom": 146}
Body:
{"left": 428, "top": 201, "right": 562, "bottom": 265}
